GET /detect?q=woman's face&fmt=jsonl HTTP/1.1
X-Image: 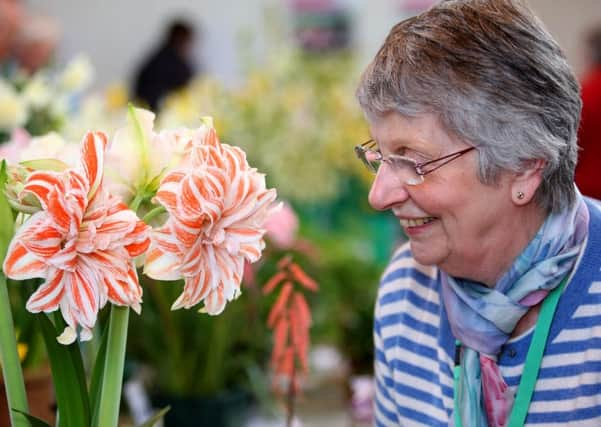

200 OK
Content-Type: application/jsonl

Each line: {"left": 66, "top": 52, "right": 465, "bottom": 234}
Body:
{"left": 368, "top": 112, "right": 527, "bottom": 282}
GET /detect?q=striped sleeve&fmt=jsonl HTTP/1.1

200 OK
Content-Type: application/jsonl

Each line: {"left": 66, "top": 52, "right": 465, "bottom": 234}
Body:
{"left": 374, "top": 312, "right": 400, "bottom": 426}
{"left": 373, "top": 244, "right": 452, "bottom": 427}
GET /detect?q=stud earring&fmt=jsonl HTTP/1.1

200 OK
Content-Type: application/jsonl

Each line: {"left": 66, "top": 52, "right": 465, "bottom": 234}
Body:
{"left": 517, "top": 191, "right": 525, "bottom": 200}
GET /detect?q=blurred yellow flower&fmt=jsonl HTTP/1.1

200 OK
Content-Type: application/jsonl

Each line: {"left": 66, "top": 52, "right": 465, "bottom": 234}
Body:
{"left": 18, "top": 343, "right": 28, "bottom": 362}
{"left": 104, "top": 83, "right": 128, "bottom": 111}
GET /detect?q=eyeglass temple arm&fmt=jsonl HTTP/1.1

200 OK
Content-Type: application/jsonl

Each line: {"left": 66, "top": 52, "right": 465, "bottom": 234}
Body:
{"left": 416, "top": 147, "right": 475, "bottom": 175}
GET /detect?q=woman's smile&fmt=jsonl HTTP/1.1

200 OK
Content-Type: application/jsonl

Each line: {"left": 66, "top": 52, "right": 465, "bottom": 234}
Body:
{"left": 398, "top": 216, "right": 438, "bottom": 236}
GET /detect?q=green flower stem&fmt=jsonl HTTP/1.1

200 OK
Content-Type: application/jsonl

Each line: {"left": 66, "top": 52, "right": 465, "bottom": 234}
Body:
{"left": 129, "top": 193, "right": 144, "bottom": 213}
{"left": 142, "top": 206, "right": 166, "bottom": 224}
{"left": 96, "top": 305, "right": 129, "bottom": 427}
{"left": 0, "top": 273, "right": 29, "bottom": 427}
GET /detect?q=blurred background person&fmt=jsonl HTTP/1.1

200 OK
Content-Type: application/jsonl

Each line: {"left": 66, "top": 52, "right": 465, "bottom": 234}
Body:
{"left": 0, "top": 0, "right": 23, "bottom": 71}
{"left": 576, "top": 25, "right": 601, "bottom": 200}
{"left": 132, "top": 19, "right": 197, "bottom": 111}
{"left": 12, "top": 13, "right": 60, "bottom": 75}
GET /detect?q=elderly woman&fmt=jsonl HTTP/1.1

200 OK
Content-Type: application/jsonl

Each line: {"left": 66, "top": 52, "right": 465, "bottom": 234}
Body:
{"left": 355, "top": 1, "right": 601, "bottom": 426}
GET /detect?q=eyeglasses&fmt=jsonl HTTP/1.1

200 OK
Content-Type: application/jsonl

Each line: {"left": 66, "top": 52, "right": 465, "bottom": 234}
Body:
{"left": 354, "top": 139, "right": 476, "bottom": 186}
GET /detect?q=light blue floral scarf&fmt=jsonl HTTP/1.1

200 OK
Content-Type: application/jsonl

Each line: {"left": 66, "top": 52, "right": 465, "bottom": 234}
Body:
{"left": 441, "top": 192, "right": 589, "bottom": 426}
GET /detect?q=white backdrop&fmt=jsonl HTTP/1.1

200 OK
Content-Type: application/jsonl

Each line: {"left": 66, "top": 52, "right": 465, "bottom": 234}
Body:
{"left": 25, "top": 0, "right": 601, "bottom": 91}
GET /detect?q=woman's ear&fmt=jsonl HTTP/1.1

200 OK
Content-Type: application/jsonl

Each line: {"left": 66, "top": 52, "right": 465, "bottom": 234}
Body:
{"left": 510, "top": 159, "right": 545, "bottom": 205}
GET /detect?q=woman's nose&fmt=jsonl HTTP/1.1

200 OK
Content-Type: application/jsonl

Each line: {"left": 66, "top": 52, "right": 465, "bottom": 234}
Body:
{"left": 368, "top": 166, "right": 409, "bottom": 211}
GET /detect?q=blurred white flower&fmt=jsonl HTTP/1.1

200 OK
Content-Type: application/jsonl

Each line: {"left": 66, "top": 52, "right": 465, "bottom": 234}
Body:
{"left": 62, "top": 93, "right": 118, "bottom": 141}
{"left": 21, "top": 73, "right": 52, "bottom": 109}
{"left": 0, "top": 80, "right": 27, "bottom": 129}
{"left": 59, "top": 54, "right": 94, "bottom": 92}
{"left": 19, "top": 132, "right": 79, "bottom": 166}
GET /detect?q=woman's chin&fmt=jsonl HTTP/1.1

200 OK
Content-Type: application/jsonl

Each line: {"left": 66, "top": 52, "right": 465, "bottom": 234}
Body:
{"left": 409, "top": 241, "right": 445, "bottom": 267}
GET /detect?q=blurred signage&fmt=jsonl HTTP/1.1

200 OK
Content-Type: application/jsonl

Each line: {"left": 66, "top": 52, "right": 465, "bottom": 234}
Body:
{"left": 397, "top": 0, "right": 439, "bottom": 14}
{"left": 289, "top": 0, "right": 351, "bottom": 52}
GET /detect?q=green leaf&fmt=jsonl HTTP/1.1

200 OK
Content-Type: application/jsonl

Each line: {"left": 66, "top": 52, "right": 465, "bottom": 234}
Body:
{"left": 0, "top": 160, "right": 15, "bottom": 262}
{"left": 137, "top": 406, "right": 171, "bottom": 427}
{"left": 145, "top": 167, "right": 167, "bottom": 194}
{"left": 53, "top": 313, "right": 91, "bottom": 419}
{"left": 19, "top": 158, "right": 70, "bottom": 172}
{"left": 0, "top": 272, "right": 29, "bottom": 426}
{"left": 38, "top": 314, "right": 91, "bottom": 427}
{"left": 10, "top": 409, "right": 52, "bottom": 427}
{"left": 89, "top": 325, "right": 109, "bottom": 427}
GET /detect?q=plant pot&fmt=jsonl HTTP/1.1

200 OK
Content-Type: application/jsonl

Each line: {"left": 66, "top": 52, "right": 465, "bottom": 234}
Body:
{"left": 0, "top": 369, "right": 55, "bottom": 426}
{"left": 152, "top": 388, "right": 252, "bottom": 427}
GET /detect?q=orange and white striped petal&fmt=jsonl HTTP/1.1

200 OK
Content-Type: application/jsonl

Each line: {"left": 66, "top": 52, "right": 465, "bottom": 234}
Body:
{"left": 65, "top": 265, "right": 99, "bottom": 330}
{"left": 46, "top": 186, "right": 80, "bottom": 234}
{"left": 26, "top": 268, "right": 65, "bottom": 313}
{"left": 171, "top": 271, "right": 212, "bottom": 310}
{"left": 3, "top": 223, "right": 48, "bottom": 280}
{"left": 203, "top": 285, "right": 227, "bottom": 315}
{"left": 144, "top": 243, "right": 183, "bottom": 281}
{"left": 80, "top": 131, "right": 108, "bottom": 201}
{"left": 103, "top": 262, "right": 142, "bottom": 313}
{"left": 22, "top": 171, "right": 66, "bottom": 210}
{"left": 10, "top": 210, "right": 62, "bottom": 257}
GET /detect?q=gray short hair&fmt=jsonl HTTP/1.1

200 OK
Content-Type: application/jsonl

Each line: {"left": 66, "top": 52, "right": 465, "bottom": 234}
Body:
{"left": 356, "top": 0, "right": 581, "bottom": 213}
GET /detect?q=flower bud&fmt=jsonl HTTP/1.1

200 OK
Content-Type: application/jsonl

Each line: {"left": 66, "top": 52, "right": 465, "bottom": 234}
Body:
{"left": 4, "top": 165, "right": 41, "bottom": 214}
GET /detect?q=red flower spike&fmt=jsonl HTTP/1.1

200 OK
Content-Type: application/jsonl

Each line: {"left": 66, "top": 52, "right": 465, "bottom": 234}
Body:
{"left": 278, "top": 347, "right": 295, "bottom": 377}
{"left": 267, "top": 281, "right": 293, "bottom": 328}
{"left": 272, "top": 315, "right": 289, "bottom": 367}
{"left": 276, "top": 254, "right": 293, "bottom": 270}
{"left": 262, "top": 271, "right": 286, "bottom": 295}
{"left": 264, "top": 253, "right": 318, "bottom": 414}
{"left": 293, "top": 292, "right": 312, "bottom": 328}
{"left": 289, "top": 262, "right": 318, "bottom": 291}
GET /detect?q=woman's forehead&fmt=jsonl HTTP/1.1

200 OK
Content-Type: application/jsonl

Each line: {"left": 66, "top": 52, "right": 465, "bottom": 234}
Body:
{"left": 369, "top": 112, "right": 460, "bottom": 152}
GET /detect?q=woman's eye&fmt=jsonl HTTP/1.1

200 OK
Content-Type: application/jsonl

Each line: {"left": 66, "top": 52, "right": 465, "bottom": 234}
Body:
{"left": 404, "top": 150, "right": 430, "bottom": 162}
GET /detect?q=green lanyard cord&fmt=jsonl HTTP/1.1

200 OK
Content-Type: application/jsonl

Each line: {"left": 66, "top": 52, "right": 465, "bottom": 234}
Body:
{"left": 453, "top": 340, "right": 462, "bottom": 427}
{"left": 453, "top": 276, "right": 569, "bottom": 427}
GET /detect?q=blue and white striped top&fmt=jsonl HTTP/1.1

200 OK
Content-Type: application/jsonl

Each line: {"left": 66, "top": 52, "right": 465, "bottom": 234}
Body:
{"left": 374, "top": 199, "right": 601, "bottom": 426}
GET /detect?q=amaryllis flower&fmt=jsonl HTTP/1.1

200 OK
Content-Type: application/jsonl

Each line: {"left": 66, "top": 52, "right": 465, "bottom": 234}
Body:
{"left": 3, "top": 131, "right": 150, "bottom": 344}
{"left": 144, "top": 125, "right": 277, "bottom": 315}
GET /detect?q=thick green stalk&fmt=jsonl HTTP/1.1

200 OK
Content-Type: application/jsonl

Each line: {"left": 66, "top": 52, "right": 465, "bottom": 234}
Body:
{"left": 129, "top": 193, "right": 144, "bottom": 213}
{"left": 96, "top": 305, "right": 129, "bottom": 427}
{"left": 142, "top": 206, "right": 166, "bottom": 224}
{"left": 0, "top": 273, "right": 29, "bottom": 427}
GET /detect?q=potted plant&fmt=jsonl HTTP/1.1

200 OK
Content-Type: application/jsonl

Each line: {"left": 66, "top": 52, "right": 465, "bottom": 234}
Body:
{"left": 0, "top": 106, "right": 278, "bottom": 427}
{"left": 127, "top": 275, "right": 270, "bottom": 427}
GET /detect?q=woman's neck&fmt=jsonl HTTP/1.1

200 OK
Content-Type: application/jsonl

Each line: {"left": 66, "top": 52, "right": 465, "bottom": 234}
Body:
{"left": 455, "top": 205, "right": 547, "bottom": 287}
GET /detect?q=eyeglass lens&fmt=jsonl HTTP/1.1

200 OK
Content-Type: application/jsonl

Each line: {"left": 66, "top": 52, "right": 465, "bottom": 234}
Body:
{"left": 361, "top": 149, "right": 424, "bottom": 186}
